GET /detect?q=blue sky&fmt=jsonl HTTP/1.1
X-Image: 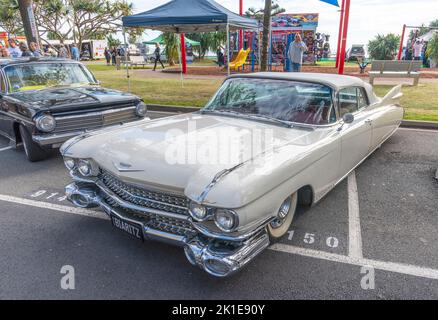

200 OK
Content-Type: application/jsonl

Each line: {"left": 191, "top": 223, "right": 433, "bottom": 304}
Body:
{"left": 131, "top": 0, "right": 438, "bottom": 50}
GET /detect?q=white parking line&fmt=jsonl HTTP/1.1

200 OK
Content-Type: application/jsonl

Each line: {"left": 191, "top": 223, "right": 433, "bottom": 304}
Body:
{"left": 348, "top": 171, "right": 363, "bottom": 258}
{"left": 269, "top": 244, "right": 438, "bottom": 281}
{"left": 1, "top": 193, "right": 438, "bottom": 281}
{"left": 0, "top": 194, "right": 107, "bottom": 220}
{"left": 0, "top": 146, "right": 12, "bottom": 152}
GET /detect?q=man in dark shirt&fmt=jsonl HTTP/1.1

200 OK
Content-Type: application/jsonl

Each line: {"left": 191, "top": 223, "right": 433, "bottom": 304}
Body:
{"left": 153, "top": 43, "right": 165, "bottom": 71}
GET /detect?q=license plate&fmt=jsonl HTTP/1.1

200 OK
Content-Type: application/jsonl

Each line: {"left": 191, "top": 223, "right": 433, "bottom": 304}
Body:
{"left": 111, "top": 215, "right": 144, "bottom": 241}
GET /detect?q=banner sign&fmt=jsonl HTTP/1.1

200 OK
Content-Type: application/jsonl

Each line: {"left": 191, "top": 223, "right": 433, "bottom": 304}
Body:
{"left": 271, "top": 13, "right": 319, "bottom": 30}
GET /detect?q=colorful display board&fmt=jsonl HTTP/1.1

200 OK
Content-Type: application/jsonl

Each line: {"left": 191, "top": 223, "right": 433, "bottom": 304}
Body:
{"left": 270, "top": 13, "right": 320, "bottom": 67}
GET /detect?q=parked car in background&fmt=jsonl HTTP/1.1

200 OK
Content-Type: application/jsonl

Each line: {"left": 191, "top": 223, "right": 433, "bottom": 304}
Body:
{"left": 0, "top": 57, "right": 148, "bottom": 162}
{"left": 346, "top": 44, "right": 366, "bottom": 61}
{"left": 61, "top": 73, "right": 403, "bottom": 277}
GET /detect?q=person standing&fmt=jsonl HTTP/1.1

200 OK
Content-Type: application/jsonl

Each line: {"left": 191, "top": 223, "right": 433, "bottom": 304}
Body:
{"left": 0, "top": 47, "right": 11, "bottom": 58}
{"left": 216, "top": 46, "right": 224, "bottom": 67}
{"left": 29, "top": 42, "right": 42, "bottom": 57}
{"left": 7, "top": 39, "right": 22, "bottom": 58}
{"left": 58, "top": 45, "right": 69, "bottom": 58}
{"left": 413, "top": 40, "right": 424, "bottom": 61}
{"left": 111, "top": 46, "right": 117, "bottom": 65}
{"left": 71, "top": 44, "right": 80, "bottom": 61}
{"left": 19, "top": 43, "right": 33, "bottom": 57}
{"left": 153, "top": 42, "right": 165, "bottom": 71}
{"left": 288, "top": 34, "right": 308, "bottom": 72}
{"left": 104, "top": 47, "right": 111, "bottom": 65}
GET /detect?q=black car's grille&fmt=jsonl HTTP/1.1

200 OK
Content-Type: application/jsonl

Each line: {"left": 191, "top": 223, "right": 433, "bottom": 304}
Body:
{"left": 99, "top": 169, "right": 189, "bottom": 216}
{"left": 53, "top": 106, "right": 140, "bottom": 133}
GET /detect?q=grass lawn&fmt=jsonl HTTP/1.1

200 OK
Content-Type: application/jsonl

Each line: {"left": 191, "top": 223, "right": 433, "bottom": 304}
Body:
{"left": 374, "top": 84, "right": 438, "bottom": 122}
{"left": 93, "top": 68, "right": 221, "bottom": 107}
{"left": 90, "top": 64, "right": 438, "bottom": 121}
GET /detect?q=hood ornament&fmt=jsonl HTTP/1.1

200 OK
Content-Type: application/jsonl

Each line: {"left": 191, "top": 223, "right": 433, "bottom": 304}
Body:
{"left": 113, "top": 161, "right": 144, "bottom": 172}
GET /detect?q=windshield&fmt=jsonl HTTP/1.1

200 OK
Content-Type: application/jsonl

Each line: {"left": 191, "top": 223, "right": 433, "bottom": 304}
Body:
{"left": 4, "top": 62, "right": 97, "bottom": 92}
{"left": 203, "top": 78, "right": 336, "bottom": 125}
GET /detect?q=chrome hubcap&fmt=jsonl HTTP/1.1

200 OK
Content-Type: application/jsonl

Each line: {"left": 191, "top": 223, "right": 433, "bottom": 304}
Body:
{"left": 270, "top": 197, "right": 292, "bottom": 229}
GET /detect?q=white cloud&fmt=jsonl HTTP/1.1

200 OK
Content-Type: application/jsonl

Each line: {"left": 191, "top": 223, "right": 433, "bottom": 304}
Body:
{"left": 131, "top": 0, "right": 438, "bottom": 51}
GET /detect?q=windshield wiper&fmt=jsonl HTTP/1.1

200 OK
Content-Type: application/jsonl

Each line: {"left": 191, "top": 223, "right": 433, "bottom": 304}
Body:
{"left": 246, "top": 114, "right": 294, "bottom": 128}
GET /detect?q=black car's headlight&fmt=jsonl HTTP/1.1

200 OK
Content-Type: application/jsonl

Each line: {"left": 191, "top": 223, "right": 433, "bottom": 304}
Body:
{"left": 214, "top": 209, "right": 239, "bottom": 232}
{"left": 35, "top": 114, "right": 56, "bottom": 133}
{"left": 135, "top": 102, "right": 148, "bottom": 117}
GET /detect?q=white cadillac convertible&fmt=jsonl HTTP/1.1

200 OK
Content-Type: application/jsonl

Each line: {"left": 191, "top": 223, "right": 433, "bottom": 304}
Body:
{"left": 61, "top": 73, "right": 403, "bottom": 277}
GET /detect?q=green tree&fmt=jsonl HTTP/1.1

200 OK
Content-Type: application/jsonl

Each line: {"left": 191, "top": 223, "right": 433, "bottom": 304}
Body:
{"left": 69, "top": 0, "right": 134, "bottom": 49}
{"left": 426, "top": 32, "right": 438, "bottom": 63}
{"left": 248, "top": 1, "right": 285, "bottom": 71}
{"left": 185, "top": 32, "right": 226, "bottom": 59}
{"left": 0, "top": 0, "right": 24, "bottom": 36}
{"left": 106, "top": 34, "right": 121, "bottom": 48}
{"left": 368, "top": 33, "right": 401, "bottom": 60}
{"left": 245, "top": 2, "right": 285, "bottom": 20}
{"left": 163, "top": 32, "right": 178, "bottom": 66}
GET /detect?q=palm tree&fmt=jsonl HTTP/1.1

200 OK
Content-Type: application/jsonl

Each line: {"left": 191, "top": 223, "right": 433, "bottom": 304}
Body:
{"left": 260, "top": 0, "right": 272, "bottom": 71}
{"left": 163, "top": 32, "right": 179, "bottom": 66}
{"left": 426, "top": 33, "right": 438, "bottom": 66}
{"left": 368, "top": 34, "right": 401, "bottom": 60}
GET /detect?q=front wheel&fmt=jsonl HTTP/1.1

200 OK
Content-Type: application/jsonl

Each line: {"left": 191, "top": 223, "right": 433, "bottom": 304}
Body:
{"left": 19, "top": 125, "right": 49, "bottom": 162}
{"left": 267, "top": 193, "right": 298, "bottom": 243}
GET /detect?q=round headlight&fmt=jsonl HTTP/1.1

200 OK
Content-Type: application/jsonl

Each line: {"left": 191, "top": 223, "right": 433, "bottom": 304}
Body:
{"left": 64, "top": 157, "right": 76, "bottom": 171}
{"left": 78, "top": 159, "right": 93, "bottom": 176}
{"left": 135, "top": 102, "right": 147, "bottom": 117}
{"left": 35, "top": 114, "right": 56, "bottom": 133}
{"left": 214, "top": 209, "right": 239, "bottom": 232}
{"left": 189, "top": 202, "right": 208, "bottom": 221}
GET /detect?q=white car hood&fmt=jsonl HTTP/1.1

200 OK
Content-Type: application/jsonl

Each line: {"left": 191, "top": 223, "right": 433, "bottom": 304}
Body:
{"left": 65, "top": 113, "right": 321, "bottom": 200}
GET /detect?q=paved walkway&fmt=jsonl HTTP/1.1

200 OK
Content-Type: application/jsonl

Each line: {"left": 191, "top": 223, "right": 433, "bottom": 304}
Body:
{"left": 126, "top": 67, "right": 438, "bottom": 85}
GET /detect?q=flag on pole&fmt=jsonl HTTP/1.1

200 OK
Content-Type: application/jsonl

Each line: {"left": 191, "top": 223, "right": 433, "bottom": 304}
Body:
{"left": 320, "top": 0, "right": 339, "bottom": 6}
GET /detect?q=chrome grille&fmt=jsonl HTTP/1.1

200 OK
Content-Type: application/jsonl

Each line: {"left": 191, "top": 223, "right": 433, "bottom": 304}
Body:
{"left": 53, "top": 107, "right": 139, "bottom": 133}
{"left": 99, "top": 170, "right": 189, "bottom": 216}
{"left": 101, "top": 194, "right": 196, "bottom": 238}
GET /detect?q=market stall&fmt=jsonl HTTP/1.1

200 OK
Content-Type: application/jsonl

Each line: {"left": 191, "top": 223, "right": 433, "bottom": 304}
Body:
{"left": 122, "top": 0, "right": 258, "bottom": 77}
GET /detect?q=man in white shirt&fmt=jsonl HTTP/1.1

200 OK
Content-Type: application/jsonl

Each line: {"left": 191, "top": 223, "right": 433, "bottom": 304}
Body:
{"left": 7, "top": 39, "right": 22, "bottom": 58}
{"left": 413, "top": 40, "right": 424, "bottom": 60}
{"left": 288, "top": 34, "right": 308, "bottom": 72}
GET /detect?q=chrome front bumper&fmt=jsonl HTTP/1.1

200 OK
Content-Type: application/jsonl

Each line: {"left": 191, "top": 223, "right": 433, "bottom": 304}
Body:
{"left": 65, "top": 182, "right": 270, "bottom": 277}
{"left": 33, "top": 131, "right": 84, "bottom": 147}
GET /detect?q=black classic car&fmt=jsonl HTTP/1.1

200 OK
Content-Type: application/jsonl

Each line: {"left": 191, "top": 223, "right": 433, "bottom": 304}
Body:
{"left": 0, "top": 57, "right": 148, "bottom": 161}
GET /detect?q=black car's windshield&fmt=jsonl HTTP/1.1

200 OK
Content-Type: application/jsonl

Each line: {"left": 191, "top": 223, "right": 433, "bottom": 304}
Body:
{"left": 203, "top": 78, "right": 335, "bottom": 125}
{"left": 4, "top": 62, "right": 97, "bottom": 93}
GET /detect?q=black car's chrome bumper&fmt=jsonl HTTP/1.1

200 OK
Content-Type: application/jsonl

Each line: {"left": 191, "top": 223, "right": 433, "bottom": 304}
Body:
{"left": 33, "top": 131, "right": 85, "bottom": 147}
{"left": 65, "top": 182, "right": 271, "bottom": 277}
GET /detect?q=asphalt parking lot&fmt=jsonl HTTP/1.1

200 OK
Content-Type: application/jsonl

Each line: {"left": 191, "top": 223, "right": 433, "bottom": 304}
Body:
{"left": 0, "top": 113, "right": 437, "bottom": 299}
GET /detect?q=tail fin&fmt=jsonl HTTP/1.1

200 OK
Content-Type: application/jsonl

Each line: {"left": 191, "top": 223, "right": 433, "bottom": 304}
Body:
{"left": 380, "top": 85, "right": 403, "bottom": 105}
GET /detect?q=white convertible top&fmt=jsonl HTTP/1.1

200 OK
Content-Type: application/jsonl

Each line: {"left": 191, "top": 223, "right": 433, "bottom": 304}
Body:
{"left": 229, "top": 72, "right": 380, "bottom": 104}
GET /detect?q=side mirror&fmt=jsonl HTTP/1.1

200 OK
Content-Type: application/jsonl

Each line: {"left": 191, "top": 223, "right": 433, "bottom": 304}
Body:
{"left": 343, "top": 113, "right": 355, "bottom": 124}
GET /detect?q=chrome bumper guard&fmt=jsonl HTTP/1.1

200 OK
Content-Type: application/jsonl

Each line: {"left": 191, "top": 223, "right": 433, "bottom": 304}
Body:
{"left": 65, "top": 182, "right": 270, "bottom": 277}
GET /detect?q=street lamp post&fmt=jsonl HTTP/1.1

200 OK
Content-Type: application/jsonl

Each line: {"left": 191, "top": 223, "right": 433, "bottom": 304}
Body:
{"left": 17, "top": 0, "right": 39, "bottom": 46}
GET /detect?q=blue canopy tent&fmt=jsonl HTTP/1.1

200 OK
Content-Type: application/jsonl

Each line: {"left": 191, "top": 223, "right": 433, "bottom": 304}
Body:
{"left": 122, "top": 0, "right": 259, "bottom": 77}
